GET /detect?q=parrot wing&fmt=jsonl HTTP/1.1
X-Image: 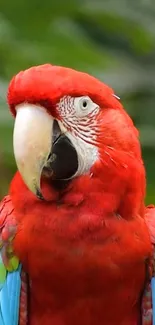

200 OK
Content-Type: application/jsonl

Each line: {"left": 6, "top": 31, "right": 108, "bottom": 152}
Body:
{"left": 0, "top": 195, "right": 27, "bottom": 325}
{"left": 142, "top": 205, "right": 155, "bottom": 325}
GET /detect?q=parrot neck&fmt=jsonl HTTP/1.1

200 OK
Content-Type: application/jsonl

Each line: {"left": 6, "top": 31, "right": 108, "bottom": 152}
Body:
{"left": 10, "top": 165, "right": 145, "bottom": 221}
{"left": 10, "top": 171, "right": 120, "bottom": 217}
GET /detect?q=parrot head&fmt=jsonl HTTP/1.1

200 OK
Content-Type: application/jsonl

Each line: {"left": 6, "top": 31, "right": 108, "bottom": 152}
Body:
{"left": 7, "top": 64, "right": 143, "bottom": 202}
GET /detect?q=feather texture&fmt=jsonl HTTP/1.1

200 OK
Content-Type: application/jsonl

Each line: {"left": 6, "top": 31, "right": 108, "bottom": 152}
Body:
{"left": 0, "top": 196, "right": 27, "bottom": 325}
{"left": 143, "top": 205, "right": 155, "bottom": 325}
{"left": 0, "top": 265, "right": 21, "bottom": 325}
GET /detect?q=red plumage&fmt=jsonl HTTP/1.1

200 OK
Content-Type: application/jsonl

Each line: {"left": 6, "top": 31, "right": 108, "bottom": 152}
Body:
{"left": 4, "top": 64, "right": 154, "bottom": 324}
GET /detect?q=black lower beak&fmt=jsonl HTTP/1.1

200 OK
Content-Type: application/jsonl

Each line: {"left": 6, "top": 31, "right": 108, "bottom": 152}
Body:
{"left": 43, "top": 120, "right": 78, "bottom": 180}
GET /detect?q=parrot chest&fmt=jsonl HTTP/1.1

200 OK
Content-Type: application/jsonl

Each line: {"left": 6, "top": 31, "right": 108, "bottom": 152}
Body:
{"left": 13, "top": 204, "right": 151, "bottom": 325}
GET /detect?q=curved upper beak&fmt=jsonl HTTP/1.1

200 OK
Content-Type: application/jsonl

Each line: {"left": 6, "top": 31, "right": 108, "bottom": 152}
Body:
{"left": 13, "top": 104, "right": 54, "bottom": 199}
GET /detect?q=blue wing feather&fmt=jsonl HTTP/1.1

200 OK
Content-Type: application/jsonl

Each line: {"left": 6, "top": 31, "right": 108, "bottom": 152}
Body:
{"left": 0, "top": 310, "right": 5, "bottom": 325}
{"left": 1, "top": 278, "right": 11, "bottom": 325}
{"left": 8, "top": 264, "right": 22, "bottom": 325}
{"left": 0, "top": 264, "right": 22, "bottom": 325}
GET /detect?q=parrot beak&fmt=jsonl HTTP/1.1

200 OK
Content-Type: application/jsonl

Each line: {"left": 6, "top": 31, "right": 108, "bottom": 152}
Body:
{"left": 13, "top": 103, "right": 78, "bottom": 199}
{"left": 13, "top": 104, "right": 54, "bottom": 199}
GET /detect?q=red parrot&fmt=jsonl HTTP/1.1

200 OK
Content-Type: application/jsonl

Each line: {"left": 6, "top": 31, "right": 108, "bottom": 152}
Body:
{"left": 0, "top": 64, "right": 154, "bottom": 325}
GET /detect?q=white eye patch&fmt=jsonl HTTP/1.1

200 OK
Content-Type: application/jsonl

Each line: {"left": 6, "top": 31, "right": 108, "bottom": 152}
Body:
{"left": 74, "top": 96, "right": 99, "bottom": 117}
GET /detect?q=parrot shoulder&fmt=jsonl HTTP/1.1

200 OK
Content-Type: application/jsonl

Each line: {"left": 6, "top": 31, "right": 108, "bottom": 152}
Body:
{"left": 0, "top": 195, "right": 19, "bottom": 274}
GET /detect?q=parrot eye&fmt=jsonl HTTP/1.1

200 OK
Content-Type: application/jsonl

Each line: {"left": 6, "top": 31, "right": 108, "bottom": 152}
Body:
{"left": 74, "top": 96, "right": 99, "bottom": 117}
{"left": 81, "top": 99, "right": 88, "bottom": 110}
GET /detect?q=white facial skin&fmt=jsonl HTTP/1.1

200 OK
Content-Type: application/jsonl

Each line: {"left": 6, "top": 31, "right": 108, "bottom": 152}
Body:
{"left": 57, "top": 96, "right": 99, "bottom": 177}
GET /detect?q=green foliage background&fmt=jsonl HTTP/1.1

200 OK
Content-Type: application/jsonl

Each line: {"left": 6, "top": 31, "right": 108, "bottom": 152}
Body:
{"left": 0, "top": 0, "right": 155, "bottom": 203}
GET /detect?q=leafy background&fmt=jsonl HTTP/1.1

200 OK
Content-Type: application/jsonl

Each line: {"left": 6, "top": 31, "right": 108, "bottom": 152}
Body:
{"left": 0, "top": 0, "right": 155, "bottom": 203}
